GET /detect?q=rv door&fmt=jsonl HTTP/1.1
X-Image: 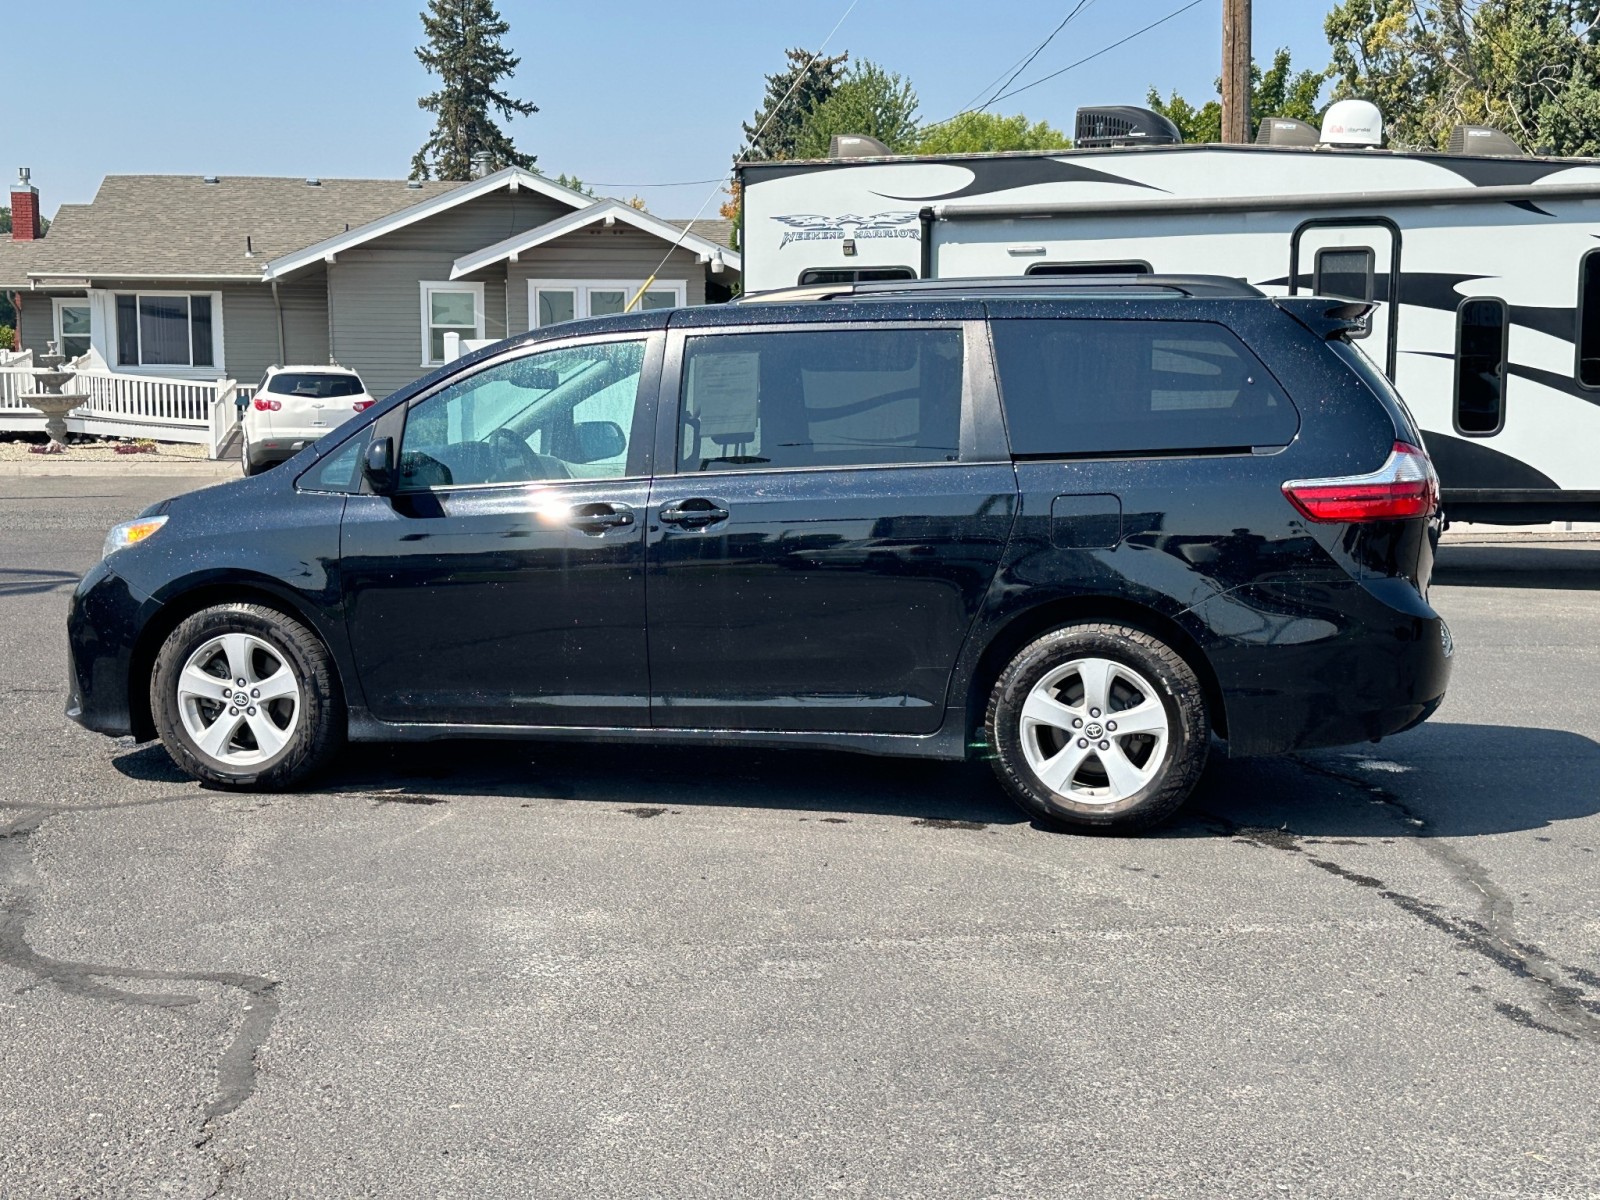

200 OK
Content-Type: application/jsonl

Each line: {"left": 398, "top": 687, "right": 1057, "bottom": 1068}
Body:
{"left": 1291, "top": 221, "right": 1398, "bottom": 379}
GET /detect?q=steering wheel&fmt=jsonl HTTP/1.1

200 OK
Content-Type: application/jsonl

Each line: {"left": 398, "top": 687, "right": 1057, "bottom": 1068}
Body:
{"left": 486, "top": 427, "right": 544, "bottom": 482}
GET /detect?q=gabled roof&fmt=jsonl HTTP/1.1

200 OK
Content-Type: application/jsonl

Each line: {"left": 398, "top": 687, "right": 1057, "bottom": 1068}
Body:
{"left": 449, "top": 198, "right": 741, "bottom": 279}
{"left": 1, "top": 175, "right": 471, "bottom": 284}
{"left": 264, "top": 167, "right": 595, "bottom": 280}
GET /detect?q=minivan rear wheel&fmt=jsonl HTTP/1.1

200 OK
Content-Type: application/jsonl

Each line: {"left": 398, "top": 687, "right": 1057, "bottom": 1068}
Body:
{"left": 150, "top": 603, "right": 343, "bottom": 790}
{"left": 986, "top": 623, "right": 1209, "bottom": 832}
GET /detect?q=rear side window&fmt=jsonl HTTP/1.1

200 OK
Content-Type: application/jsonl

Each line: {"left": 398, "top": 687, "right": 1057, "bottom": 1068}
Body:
{"left": 268, "top": 372, "right": 365, "bottom": 398}
{"left": 1455, "top": 298, "right": 1508, "bottom": 436}
{"left": 990, "top": 319, "right": 1298, "bottom": 457}
{"left": 677, "top": 328, "right": 963, "bottom": 472}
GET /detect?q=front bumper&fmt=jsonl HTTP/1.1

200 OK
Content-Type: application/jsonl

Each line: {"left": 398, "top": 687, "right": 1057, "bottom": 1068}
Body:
{"left": 66, "top": 560, "right": 153, "bottom": 737}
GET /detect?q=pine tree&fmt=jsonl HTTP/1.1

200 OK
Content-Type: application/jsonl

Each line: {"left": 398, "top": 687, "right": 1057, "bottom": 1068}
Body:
{"left": 410, "top": 0, "right": 538, "bottom": 181}
{"left": 740, "top": 48, "right": 849, "bottom": 161}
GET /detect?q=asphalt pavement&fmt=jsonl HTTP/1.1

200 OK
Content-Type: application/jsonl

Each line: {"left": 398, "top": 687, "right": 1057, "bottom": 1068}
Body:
{"left": 2, "top": 475, "right": 1597, "bottom": 1199}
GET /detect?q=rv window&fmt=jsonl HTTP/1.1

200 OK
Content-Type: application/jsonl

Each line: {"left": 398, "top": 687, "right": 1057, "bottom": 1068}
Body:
{"left": 677, "top": 328, "right": 963, "bottom": 472}
{"left": 1455, "top": 298, "right": 1508, "bottom": 436}
{"left": 1579, "top": 251, "right": 1600, "bottom": 388}
{"left": 1314, "top": 248, "right": 1376, "bottom": 339}
{"left": 797, "top": 267, "right": 917, "bottom": 285}
{"left": 990, "top": 319, "right": 1298, "bottom": 457}
{"left": 1026, "top": 261, "right": 1152, "bottom": 277}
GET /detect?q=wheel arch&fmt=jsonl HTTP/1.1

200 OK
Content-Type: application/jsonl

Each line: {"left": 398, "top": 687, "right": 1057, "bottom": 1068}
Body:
{"left": 128, "top": 575, "right": 350, "bottom": 742}
{"left": 963, "top": 596, "right": 1228, "bottom": 746}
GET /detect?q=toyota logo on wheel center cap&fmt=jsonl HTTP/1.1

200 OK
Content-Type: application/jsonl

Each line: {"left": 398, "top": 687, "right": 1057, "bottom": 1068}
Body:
{"left": 1084, "top": 722, "right": 1104, "bottom": 739}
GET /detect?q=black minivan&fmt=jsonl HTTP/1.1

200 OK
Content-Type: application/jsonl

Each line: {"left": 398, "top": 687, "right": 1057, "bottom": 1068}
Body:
{"left": 68, "top": 276, "right": 1450, "bottom": 831}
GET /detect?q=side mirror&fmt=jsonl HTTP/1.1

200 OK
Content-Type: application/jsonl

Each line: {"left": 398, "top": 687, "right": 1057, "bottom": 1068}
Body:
{"left": 569, "top": 420, "right": 627, "bottom": 463}
{"left": 363, "top": 436, "right": 397, "bottom": 494}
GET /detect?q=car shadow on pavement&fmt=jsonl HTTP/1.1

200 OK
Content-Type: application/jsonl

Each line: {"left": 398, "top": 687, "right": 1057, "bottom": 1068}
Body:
{"left": 1167, "top": 721, "right": 1600, "bottom": 841}
{"left": 109, "top": 723, "right": 1597, "bottom": 837}
{"left": 0, "top": 567, "right": 81, "bottom": 598}
{"left": 1433, "top": 543, "right": 1600, "bottom": 590}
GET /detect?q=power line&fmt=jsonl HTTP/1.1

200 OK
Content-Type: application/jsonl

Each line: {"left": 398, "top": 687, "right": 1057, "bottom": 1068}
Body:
{"left": 976, "top": 0, "right": 1096, "bottom": 113}
{"left": 985, "top": 0, "right": 1207, "bottom": 109}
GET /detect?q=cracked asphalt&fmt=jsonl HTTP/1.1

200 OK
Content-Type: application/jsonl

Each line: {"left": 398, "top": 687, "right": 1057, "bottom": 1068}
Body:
{"left": 2, "top": 475, "right": 1599, "bottom": 1199}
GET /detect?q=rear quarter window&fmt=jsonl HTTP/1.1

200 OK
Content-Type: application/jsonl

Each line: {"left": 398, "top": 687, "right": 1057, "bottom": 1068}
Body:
{"left": 990, "top": 319, "right": 1298, "bottom": 457}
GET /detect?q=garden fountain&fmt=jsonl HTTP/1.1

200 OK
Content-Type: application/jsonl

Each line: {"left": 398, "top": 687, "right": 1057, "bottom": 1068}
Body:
{"left": 21, "top": 340, "right": 88, "bottom": 453}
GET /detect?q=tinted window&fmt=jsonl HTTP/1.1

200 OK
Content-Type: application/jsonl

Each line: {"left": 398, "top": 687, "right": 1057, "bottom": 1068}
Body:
{"left": 678, "top": 329, "right": 963, "bottom": 472}
{"left": 268, "top": 372, "right": 365, "bottom": 398}
{"left": 990, "top": 319, "right": 1298, "bottom": 457}
{"left": 297, "top": 433, "right": 366, "bottom": 493}
{"left": 1026, "top": 261, "right": 1151, "bottom": 277}
{"left": 399, "top": 339, "right": 647, "bottom": 490}
{"left": 1455, "top": 298, "right": 1507, "bottom": 435}
{"left": 798, "top": 267, "right": 917, "bottom": 285}
{"left": 1579, "top": 251, "right": 1600, "bottom": 388}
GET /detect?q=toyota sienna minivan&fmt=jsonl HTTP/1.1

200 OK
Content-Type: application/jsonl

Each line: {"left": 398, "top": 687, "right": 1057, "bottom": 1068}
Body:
{"left": 67, "top": 276, "right": 1451, "bottom": 831}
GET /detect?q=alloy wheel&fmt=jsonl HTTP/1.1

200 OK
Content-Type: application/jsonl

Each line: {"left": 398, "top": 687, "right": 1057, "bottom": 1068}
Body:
{"left": 1018, "top": 656, "right": 1171, "bottom": 805}
{"left": 175, "top": 633, "right": 302, "bottom": 767}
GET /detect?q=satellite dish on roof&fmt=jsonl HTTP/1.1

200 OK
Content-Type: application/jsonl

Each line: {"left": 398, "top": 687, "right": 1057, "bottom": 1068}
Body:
{"left": 1320, "top": 100, "right": 1384, "bottom": 148}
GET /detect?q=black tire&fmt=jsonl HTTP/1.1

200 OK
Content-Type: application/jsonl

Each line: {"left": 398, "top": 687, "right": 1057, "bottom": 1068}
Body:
{"left": 985, "top": 622, "right": 1209, "bottom": 833}
{"left": 150, "top": 603, "right": 344, "bottom": 790}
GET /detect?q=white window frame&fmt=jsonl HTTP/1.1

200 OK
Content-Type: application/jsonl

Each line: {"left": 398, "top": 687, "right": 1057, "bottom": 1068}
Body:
{"left": 109, "top": 290, "right": 226, "bottom": 377}
{"left": 420, "top": 281, "right": 486, "bottom": 367}
{"left": 527, "top": 278, "right": 688, "bottom": 331}
{"left": 52, "top": 298, "right": 92, "bottom": 360}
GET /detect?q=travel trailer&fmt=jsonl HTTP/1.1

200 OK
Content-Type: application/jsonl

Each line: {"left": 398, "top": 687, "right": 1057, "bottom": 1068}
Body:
{"left": 736, "top": 104, "right": 1600, "bottom": 524}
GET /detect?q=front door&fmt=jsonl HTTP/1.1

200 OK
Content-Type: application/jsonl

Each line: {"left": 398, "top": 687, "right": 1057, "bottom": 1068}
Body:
{"left": 341, "top": 334, "right": 661, "bottom": 726}
{"left": 1294, "top": 221, "right": 1398, "bottom": 379}
{"left": 645, "top": 322, "right": 1016, "bottom": 735}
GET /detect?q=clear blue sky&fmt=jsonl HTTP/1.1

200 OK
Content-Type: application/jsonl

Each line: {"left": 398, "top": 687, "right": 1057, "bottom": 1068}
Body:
{"left": 9, "top": 0, "right": 1330, "bottom": 220}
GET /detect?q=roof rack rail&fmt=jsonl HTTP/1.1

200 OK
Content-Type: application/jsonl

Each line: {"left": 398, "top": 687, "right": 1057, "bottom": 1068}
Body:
{"left": 736, "top": 274, "right": 1263, "bottom": 304}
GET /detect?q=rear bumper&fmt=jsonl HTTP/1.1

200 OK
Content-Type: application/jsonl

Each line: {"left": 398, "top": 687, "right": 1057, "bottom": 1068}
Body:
{"left": 66, "top": 560, "right": 153, "bottom": 738}
{"left": 1193, "top": 576, "right": 1452, "bottom": 758}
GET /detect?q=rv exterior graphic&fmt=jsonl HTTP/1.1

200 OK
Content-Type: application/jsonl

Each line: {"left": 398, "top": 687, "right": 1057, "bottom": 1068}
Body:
{"left": 737, "top": 125, "right": 1600, "bottom": 523}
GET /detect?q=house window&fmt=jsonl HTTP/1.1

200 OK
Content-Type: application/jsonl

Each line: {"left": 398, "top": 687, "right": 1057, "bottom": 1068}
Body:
{"left": 1455, "top": 297, "right": 1508, "bottom": 436}
{"left": 528, "top": 280, "right": 687, "bottom": 329}
{"left": 53, "top": 299, "right": 91, "bottom": 360}
{"left": 113, "top": 293, "right": 217, "bottom": 368}
{"left": 420, "top": 281, "right": 486, "bottom": 366}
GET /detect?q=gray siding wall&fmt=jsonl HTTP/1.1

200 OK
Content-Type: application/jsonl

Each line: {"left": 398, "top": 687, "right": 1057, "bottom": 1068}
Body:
{"left": 219, "top": 275, "right": 329, "bottom": 385}
{"left": 16, "top": 292, "right": 58, "bottom": 354}
{"left": 328, "top": 191, "right": 570, "bottom": 398}
{"left": 508, "top": 228, "right": 708, "bottom": 332}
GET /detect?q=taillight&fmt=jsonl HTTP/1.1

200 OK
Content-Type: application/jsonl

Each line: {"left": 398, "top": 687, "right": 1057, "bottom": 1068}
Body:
{"left": 352, "top": 399, "right": 375, "bottom": 412}
{"left": 1283, "top": 441, "right": 1439, "bottom": 523}
{"left": 252, "top": 398, "right": 281, "bottom": 411}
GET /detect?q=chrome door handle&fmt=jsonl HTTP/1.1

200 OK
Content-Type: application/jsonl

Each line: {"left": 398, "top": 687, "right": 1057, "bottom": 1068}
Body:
{"left": 659, "top": 499, "right": 730, "bottom": 527}
{"left": 568, "top": 502, "right": 634, "bottom": 534}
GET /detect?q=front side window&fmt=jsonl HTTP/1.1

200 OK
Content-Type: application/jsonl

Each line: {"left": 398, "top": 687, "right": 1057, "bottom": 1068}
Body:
{"left": 54, "top": 301, "right": 91, "bottom": 359}
{"left": 113, "top": 293, "right": 216, "bottom": 368}
{"left": 677, "top": 328, "right": 963, "bottom": 472}
{"left": 990, "top": 319, "right": 1298, "bottom": 457}
{"left": 1455, "top": 297, "right": 1508, "bottom": 436}
{"left": 420, "top": 283, "right": 484, "bottom": 365}
{"left": 398, "top": 339, "right": 647, "bottom": 490}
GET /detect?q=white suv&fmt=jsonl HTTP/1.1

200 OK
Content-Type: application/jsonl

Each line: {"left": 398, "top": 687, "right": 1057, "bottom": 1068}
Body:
{"left": 242, "top": 365, "right": 376, "bottom": 475}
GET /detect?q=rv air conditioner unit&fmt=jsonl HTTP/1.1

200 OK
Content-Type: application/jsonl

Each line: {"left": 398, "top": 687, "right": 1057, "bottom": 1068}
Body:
{"left": 1448, "top": 125, "right": 1527, "bottom": 157}
{"left": 1256, "top": 117, "right": 1320, "bottom": 147}
{"left": 1320, "top": 99, "right": 1384, "bottom": 148}
{"left": 829, "top": 134, "right": 894, "bottom": 159}
{"left": 1074, "top": 106, "right": 1183, "bottom": 148}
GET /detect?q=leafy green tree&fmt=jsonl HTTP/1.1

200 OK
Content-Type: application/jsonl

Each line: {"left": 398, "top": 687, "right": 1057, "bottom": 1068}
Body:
{"left": 410, "top": 0, "right": 537, "bottom": 180}
{"left": 1148, "top": 48, "right": 1329, "bottom": 143}
{"left": 793, "top": 60, "right": 921, "bottom": 158}
{"left": 740, "top": 48, "right": 850, "bottom": 161}
{"left": 913, "top": 111, "right": 1072, "bottom": 154}
{"left": 1324, "top": 0, "right": 1600, "bottom": 153}
{"left": 553, "top": 173, "right": 595, "bottom": 196}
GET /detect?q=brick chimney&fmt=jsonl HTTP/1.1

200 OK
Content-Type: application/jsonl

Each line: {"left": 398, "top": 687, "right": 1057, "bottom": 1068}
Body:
{"left": 11, "top": 167, "right": 40, "bottom": 241}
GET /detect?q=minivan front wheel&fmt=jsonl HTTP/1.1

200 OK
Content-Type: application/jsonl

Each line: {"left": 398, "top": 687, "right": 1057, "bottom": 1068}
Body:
{"left": 150, "top": 603, "right": 344, "bottom": 789}
{"left": 986, "top": 623, "right": 1209, "bottom": 832}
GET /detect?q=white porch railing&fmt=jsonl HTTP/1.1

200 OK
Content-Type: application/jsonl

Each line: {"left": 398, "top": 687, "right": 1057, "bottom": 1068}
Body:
{"left": 0, "top": 366, "right": 242, "bottom": 459}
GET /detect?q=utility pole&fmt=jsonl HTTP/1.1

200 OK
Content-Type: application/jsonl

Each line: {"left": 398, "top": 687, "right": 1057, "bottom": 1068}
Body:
{"left": 1221, "top": 0, "right": 1252, "bottom": 143}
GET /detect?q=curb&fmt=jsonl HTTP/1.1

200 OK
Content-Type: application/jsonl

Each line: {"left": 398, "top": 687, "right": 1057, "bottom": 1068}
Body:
{"left": 0, "top": 460, "right": 241, "bottom": 479}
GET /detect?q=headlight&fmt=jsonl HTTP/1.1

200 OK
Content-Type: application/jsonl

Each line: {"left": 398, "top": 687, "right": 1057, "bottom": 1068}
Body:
{"left": 103, "top": 515, "right": 168, "bottom": 559}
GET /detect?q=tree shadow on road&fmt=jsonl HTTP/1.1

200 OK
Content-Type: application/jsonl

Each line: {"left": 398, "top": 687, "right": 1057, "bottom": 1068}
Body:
{"left": 0, "top": 567, "right": 80, "bottom": 598}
